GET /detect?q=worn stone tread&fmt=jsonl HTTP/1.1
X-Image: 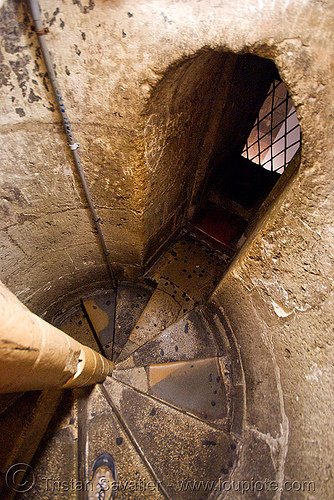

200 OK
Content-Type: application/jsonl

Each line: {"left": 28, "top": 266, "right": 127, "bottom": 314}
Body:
{"left": 115, "top": 308, "right": 223, "bottom": 370}
{"left": 146, "top": 233, "right": 228, "bottom": 303}
{"left": 59, "top": 307, "right": 100, "bottom": 353}
{"left": 86, "top": 385, "right": 165, "bottom": 499}
{"left": 113, "top": 356, "right": 231, "bottom": 431}
{"left": 117, "top": 288, "right": 181, "bottom": 363}
{"left": 103, "top": 377, "right": 236, "bottom": 499}
{"left": 82, "top": 290, "right": 117, "bottom": 359}
{"left": 113, "top": 282, "right": 155, "bottom": 361}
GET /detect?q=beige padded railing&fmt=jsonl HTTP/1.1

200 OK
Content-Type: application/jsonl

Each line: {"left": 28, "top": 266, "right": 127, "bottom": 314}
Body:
{"left": 0, "top": 281, "right": 113, "bottom": 393}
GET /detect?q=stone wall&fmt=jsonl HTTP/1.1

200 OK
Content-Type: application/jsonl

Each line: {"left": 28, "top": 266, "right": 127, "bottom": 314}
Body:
{"left": 207, "top": 2, "right": 334, "bottom": 496}
{"left": 0, "top": 1, "right": 333, "bottom": 496}
{"left": 1, "top": 0, "right": 332, "bottom": 312}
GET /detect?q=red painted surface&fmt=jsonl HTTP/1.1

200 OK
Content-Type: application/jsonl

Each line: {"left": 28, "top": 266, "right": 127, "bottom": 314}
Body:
{"left": 191, "top": 202, "right": 246, "bottom": 253}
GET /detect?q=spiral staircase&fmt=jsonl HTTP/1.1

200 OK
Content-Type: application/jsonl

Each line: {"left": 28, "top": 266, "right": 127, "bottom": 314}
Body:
{"left": 18, "top": 232, "right": 244, "bottom": 500}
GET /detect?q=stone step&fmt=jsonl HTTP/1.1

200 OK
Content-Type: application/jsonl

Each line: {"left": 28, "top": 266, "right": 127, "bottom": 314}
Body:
{"left": 18, "top": 390, "right": 78, "bottom": 500}
{"left": 113, "top": 356, "right": 232, "bottom": 431}
{"left": 85, "top": 384, "right": 165, "bottom": 500}
{"left": 113, "top": 282, "right": 155, "bottom": 362}
{"left": 81, "top": 290, "right": 117, "bottom": 360}
{"left": 103, "top": 377, "right": 236, "bottom": 500}
{"left": 115, "top": 308, "right": 223, "bottom": 370}
{"left": 59, "top": 305, "right": 102, "bottom": 353}
{"left": 117, "top": 287, "right": 182, "bottom": 363}
{"left": 146, "top": 232, "right": 228, "bottom": 304}
{"left": 188, "top": 202, "right": 247, "bottom": 255}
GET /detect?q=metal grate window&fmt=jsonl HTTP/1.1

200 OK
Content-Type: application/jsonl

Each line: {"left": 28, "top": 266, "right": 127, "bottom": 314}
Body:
{"left": 242, "top": 80, "right": 301, "bottom": 174}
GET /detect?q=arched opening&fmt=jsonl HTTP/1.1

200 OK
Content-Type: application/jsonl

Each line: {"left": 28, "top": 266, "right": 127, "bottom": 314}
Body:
{"left": 142, "top": 49, "right": 301, "bottom": 266}
{"left": 188, "top": 56, "right": 301, "bottom": 257}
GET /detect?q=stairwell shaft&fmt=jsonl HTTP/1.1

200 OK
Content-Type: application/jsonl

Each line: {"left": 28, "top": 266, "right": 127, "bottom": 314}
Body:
{"left": 0, "top": 281, "right": 113, "bottom": 393}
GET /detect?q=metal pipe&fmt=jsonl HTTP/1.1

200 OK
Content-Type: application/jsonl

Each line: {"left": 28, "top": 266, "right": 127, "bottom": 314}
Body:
{"left": 0, "top": 281, "right": 114, "bottom": 393}
{"left": 28, "top": 0, "right": 117, "bottom": 288}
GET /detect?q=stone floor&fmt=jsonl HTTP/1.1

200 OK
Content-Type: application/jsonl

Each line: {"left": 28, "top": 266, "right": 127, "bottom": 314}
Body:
{"left": 22, "top": 232, "right": 244, "bottom": 500}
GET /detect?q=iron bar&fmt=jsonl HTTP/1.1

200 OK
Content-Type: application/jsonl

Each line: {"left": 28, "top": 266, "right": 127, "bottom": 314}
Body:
{"left": 247, "top": 123, "right": 301, "bottom": 162}
{"left": 246, "top": 111, "right": 299, "bottom": 150}
{"left": 242, "top": 78, "right": 301, "bottom": 173}
{"left": 270, "top": 80, "right": 274, "bottom": 171}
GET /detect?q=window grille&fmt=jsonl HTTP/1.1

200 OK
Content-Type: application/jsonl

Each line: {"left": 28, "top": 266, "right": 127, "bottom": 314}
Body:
{"left": 242, "top": 80, "right": 301, "bottom": 174}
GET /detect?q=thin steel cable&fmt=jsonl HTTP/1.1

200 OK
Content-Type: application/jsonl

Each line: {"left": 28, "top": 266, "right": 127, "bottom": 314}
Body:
{"left": 28, "top": 0, "right": 117, "bottom": 289}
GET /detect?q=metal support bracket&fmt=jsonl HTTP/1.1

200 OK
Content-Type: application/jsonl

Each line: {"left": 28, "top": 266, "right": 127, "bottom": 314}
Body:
{"left": 32, "top": 26, "right": 49, "bottom": 35}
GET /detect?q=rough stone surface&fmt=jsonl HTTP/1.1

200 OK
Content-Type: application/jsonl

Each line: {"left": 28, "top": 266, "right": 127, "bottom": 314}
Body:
{"left": 58, "top": 305, "right": 99, "bottom": 352}
{"left": 113, "top": 282, "right": 154, "bottom": 360}
{"left": 147, "top": 233, "right": 228, "bottom": 304}
{"left": 87, "top": 384, "right": 164, "bottom": 500}
{"left": 117, "top": 288, "right": 181, "bottom": 362}
{"left": 21, "top": 391, "right": 78, "bottom": 500}
{"left": 211, "top": 429, "right": 278, "bottom": 500}
{"left": 115, "top": 308, "right": 221, "bottom": 369}
{"left": 104, "top": 377, "right": 235, "bottom": 499}
{"left": 0, "top": 0, "right": 333, "bottom": 498}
